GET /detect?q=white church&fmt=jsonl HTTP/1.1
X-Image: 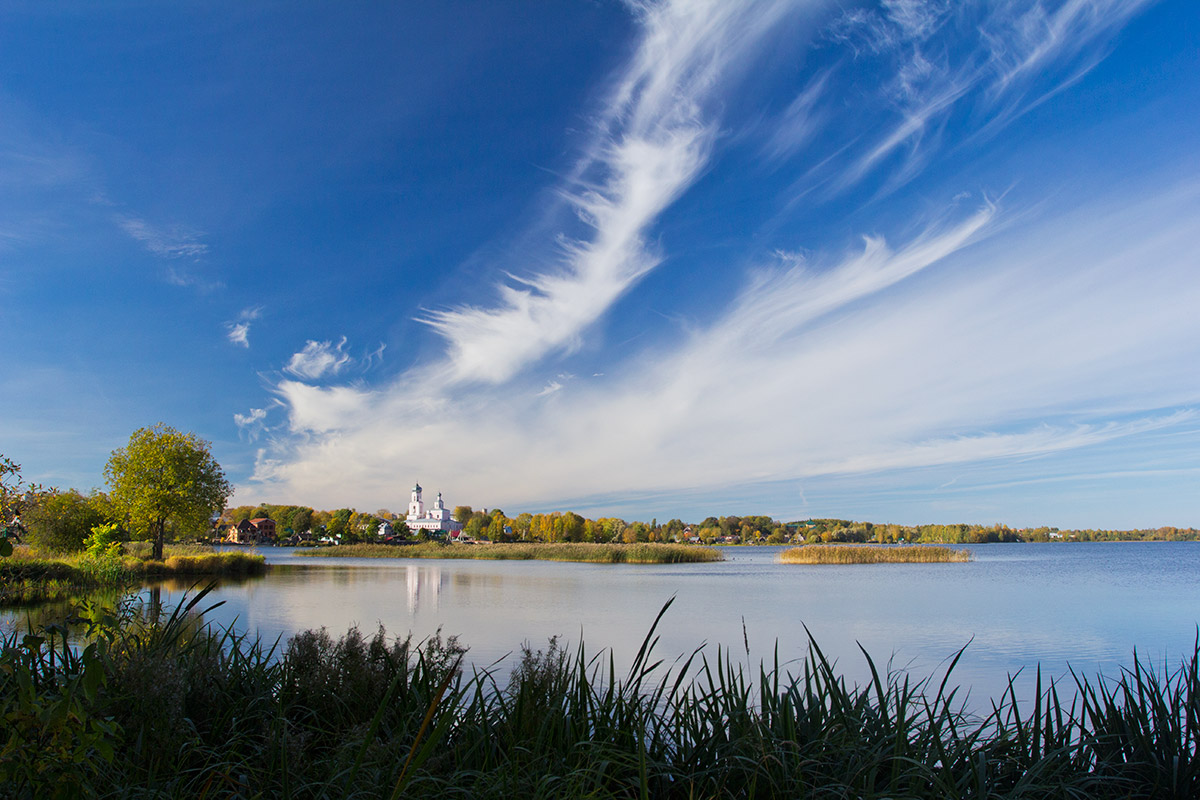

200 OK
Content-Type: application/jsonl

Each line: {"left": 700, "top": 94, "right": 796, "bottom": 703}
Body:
{"left": 405, "top": 482, "right": 464, "bottom": 535}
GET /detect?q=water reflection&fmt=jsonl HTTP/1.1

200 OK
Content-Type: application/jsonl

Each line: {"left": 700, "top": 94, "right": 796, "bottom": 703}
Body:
{"left": 406, "top": 564, "right": 443, "bottom": 612}
{"left": 3, "top": 543, "right": 1199, "bottom": 705}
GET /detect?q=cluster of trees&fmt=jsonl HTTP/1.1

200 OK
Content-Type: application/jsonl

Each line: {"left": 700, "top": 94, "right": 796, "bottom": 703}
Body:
{"left": 448, "top": 510, "right": 804, "bottom": 545}
{"left": 9, "top": 430, "right": 1200, "bottom": 557}
{"left": 1019, "top": 526, "right": 1200, "bottom": 542}
{"left": 449, "top": 508, "right": 781, "bottom": 544}
{"left": 217, "top": 504, "right": 407, "bottom": 543}
{"left": 2, "top": 424, "right": 231, "bottom": 560}
{"left": 692, "top": 515, "right": 792, "bottom": 544}
{"left": 451, "top": 507, "right": 635, "bottom": 543}
{"left": 793, "top": 519, "right": 1200, "bottom": 543}
{"left": 213, "top": 504, "right": 799, "bottom": 546}
{"left": 792, "top": 520, "right": 1024, "bottom": 544}
{"left": 244, "top": 506, "right": 797, "bottom": 546}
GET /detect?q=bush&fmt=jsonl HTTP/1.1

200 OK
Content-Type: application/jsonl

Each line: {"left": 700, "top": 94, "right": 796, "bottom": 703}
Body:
{"left": 24, "top": 490, "right": 108, "bottom": 554}
{"left": 84, "top": 523, "right": 123, "bottom": 559}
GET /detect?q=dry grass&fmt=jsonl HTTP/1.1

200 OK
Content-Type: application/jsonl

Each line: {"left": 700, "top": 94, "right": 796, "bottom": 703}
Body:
{"left": 298, "top": 541, "right": 724, "bottom": 564}
{"left": 779, "top": 544, "right": 970, "bottom": 564}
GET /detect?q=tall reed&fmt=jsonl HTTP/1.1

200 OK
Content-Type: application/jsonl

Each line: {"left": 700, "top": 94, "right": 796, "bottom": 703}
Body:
{"left": 3, "top": 592, "right": 1198, "bottom": 797}
{"left": 780, "top": 544, "right": 970, "bottom": 563}
{"left": 0, "top": 546, "right": 266, "bottom": 606}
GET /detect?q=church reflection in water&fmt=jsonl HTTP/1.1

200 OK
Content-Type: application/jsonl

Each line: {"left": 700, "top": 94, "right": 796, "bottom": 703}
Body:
{"left": 405, "top": 564, "right": 444, "bottom": 613}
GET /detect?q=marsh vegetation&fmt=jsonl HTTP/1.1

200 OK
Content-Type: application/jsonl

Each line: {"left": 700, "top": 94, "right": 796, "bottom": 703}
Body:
{"left": 779, "top": 544, "right": 971, "bottom": 564}
{"left": 297, "top": 541, "right": 724, "bottom": 564}
{"left": 3, "top": 592, "right": 1198, "bottom": 798}
{"left": 0, "top": 544, "right": 266, "bottom": 606}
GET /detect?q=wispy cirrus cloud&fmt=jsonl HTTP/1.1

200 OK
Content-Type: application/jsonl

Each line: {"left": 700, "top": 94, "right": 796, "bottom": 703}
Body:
{"left": 118, "top": 215, "right": 208, "bottom": 260}
{"left": 236, "top": 1, "right": 1194, "bottom": 529}
{"left": 785, "top": 0, "right": 1157, "bottom": 195}
{"left": 226, "top": 323, "right": 251, "bottom": 348}
{"left": 117, "top": 214, "right": 222, "bottom": 289}
{"left": 244, "top": 178, "right": 1200, "bottom": 521}
{"left": 224, "top": 306, "right": 263, "bottom": 348}
{"left": 284, "top": 337, "right": 353, "bottom": 381}
{"left": 421, "top": 0, "right": 812, "bottom": 386}
{"left": 234, "top": 406, "right": 270, "bottom": 441}
{"left": 761, "top": 70, "right": 831, "bottom": 163}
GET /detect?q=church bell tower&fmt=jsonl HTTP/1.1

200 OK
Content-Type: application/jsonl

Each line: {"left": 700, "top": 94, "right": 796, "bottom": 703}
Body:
{"left": 407, "top": 482, "right": 424, "bottom": 520}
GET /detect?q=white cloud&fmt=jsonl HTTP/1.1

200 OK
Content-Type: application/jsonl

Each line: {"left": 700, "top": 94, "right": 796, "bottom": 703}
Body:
{"left": 275, "top": 379, "right": 374, "bottom": 433}
{"left": 233, "top": 2, "right": 1193, "bottom": 525}
{"left": 224, "top": 306, "right": 263, "bottom": 348}
{"left": 284, "top": 337, "right": 353, "bottom": 381}
{"left": 762, "top": 71, "right": 830, "bottom": 163}
{"left": 420, "top": 0, "right": 810, "bottom": 385}
{"left": 243, "top": 181, "right": 1200, "bottom": 517}
{"left": 227, "top": 322, "right": 251, "bottom": 348}
{"left": 362, "top": 342, "right": 387, "bottom": 370}
{"left": 983, "top": 0, "right": 1153, "bottom": 96}
{"left": 234, "top": 407, "right": 270, "bottom": 441}
{"left": 118, "top": 214, "right": 223, "bottom": 289}
{"left": 537, "top": 380, "right": 564, "bottom": 397}
{"left": 118, "top": 215, "right": 208, "bottom": 260}
{"left": 882, "top": 0, "right": 948, "bottom": 41}
{"left": 817, "top": 0, "right": 1156, "bottom": 194}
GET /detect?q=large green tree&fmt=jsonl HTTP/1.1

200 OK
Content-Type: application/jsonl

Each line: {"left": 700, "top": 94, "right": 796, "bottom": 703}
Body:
{"left": 104, "top": 424, "right": 233, "bottom": 560}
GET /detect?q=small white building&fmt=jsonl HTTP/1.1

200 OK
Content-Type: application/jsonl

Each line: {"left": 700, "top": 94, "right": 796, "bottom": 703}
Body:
{"left": 405, "top": 482, "right": 464, "bottom": 534}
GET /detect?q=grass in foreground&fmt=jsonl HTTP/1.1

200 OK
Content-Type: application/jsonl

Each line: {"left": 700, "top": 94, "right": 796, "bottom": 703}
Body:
{"left": 3, "top": 591, "right": 1199, "bottom": 798}
{"left": 780, "top": 543, "right": 970, "bottom": 564}
{"left": 0, "top": 545, "right": 266, "bottom": 606}
{"left": 298, "top": 541, "right": 724, "bottom": 564}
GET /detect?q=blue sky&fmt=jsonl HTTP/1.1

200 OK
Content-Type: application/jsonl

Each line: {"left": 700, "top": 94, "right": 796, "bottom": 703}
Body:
{"left": 2, "top": 0, "right": 1197, "bottom": 527}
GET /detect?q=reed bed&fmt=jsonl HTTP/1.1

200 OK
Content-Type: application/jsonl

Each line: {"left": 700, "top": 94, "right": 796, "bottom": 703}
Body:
{"left": 0, "top": 546, "right": 266, "bottom": 606}
{"left": 300, "top": 541, "right": 724, "bottom": 564}
{"left": 2, "top": 591, "right": 1199, "bottom": 798}
{"left": 780, "top": 544, "right": 971, "bottom": 564}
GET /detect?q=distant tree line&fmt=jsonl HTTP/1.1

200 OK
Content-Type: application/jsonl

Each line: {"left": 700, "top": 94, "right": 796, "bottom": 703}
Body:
{"left": 792, "top": 519, "right": 1200, "bottom": 543}
{"left": 9, "top": 441, "right": 1198, "bottom": 552}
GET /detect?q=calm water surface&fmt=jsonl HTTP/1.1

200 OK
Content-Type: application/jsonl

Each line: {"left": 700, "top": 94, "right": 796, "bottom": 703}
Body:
{"left": 7, "top": 542, "right": 1200, "bottom": 700}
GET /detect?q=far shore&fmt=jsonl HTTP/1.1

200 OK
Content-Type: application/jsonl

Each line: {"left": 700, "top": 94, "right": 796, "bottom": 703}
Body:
{"left": 295, "top": 541, "right": 723, "bottom": 564}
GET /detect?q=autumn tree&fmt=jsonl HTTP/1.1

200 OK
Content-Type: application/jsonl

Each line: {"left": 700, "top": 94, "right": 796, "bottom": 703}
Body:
{"left": 104, "top": 424, "right": 232, "bottom": 560}
{"left": 285, "top": 506, "right": 314, "bottom": 534}
{"left": 326, "top": 508, "right": 354, "bottom": 540}
{"left": 514, "top": 512, "right": 533, "bottom": 540}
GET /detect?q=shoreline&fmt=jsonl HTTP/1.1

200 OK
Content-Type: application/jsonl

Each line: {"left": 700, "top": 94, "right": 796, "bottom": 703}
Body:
{"left": 295, "top": 541, "right": 724, "bottom": 564}
{"left": 0, "top": 546, "right": 267, "bottom": 607}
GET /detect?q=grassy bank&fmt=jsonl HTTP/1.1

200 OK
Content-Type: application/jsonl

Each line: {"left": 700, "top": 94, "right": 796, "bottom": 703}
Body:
{"left": 3, "top": 592, "right": 1198, "bottom": 798}
{"left": 0, "top": 545, "right": 266, "bottom": 606}
{"left": 298, "top": 541, "right": 724, "bottom": 564}
{"left": 780, "top": 544, "right": 970, "bottom": 563}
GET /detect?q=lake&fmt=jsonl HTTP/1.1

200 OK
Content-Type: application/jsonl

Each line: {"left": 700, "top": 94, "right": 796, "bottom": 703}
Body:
{"left": 6, "top": 541, "right": 1200, "bottom": 701}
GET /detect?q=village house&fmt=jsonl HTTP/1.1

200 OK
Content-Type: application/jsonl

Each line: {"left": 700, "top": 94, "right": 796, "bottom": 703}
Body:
{"left": 228, "top": 517, "right": 276, "bottom": 544}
